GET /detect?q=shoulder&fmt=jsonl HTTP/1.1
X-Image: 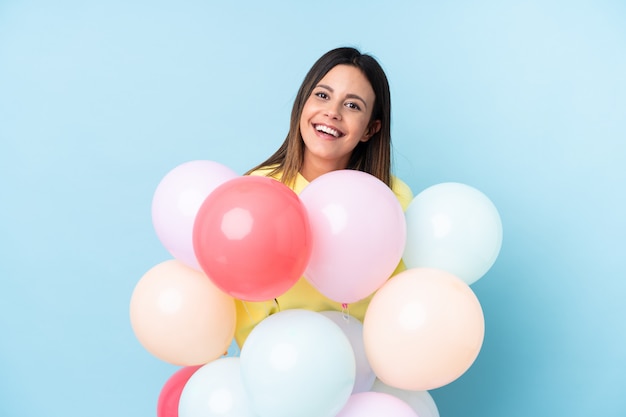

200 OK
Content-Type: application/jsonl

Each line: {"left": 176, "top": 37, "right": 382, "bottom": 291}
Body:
{"left": 248, "top": 165, "right": 280, "bottom": 178}
{"left": 247, "top": 165, "right": 309, "bottom": 194}
{"left": 390, "top": 175, "right": 413, "bottom": 211}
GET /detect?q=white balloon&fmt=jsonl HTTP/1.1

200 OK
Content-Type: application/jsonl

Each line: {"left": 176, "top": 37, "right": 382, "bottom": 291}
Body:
{"left": 178, "top": 357, "right": 256, "bottom": 417}
{"left": 240, "top": 310, "right": 355, "bottom": 417}
{"left": 403, "top": 182, "right": 502, "bottom": 284}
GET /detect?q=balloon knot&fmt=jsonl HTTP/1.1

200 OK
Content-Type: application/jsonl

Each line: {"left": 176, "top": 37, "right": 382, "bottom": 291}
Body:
{"left": 341, "top": 303, "right": 349, "bottom": 321}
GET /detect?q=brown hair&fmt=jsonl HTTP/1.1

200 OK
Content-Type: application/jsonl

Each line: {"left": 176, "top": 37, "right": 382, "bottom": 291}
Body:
{"left": 246, "top": 47, "right": 392, "bottom": 187}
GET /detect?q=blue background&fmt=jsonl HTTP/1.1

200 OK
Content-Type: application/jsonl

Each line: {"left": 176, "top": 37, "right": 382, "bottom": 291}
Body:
{"left": 1, "top": 1, "right": 625, "bottom": 416}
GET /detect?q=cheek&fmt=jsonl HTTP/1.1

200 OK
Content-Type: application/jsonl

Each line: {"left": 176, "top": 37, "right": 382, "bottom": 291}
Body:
{"left": 299, "top": 101, "right": 311, "bottom": 125}
{"left": 300, "top": 100, "right": 320, "bottom": 133}
{"left": 352, "top": 117, "right": 372, "bottom": 137}
{"left": 298, "top": 112, "right": 307, "bottom": 135}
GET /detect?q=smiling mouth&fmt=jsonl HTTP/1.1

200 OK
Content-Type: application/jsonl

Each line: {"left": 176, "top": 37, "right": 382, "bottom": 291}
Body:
{"left": 314, "top": 124, "right": 344, "bottom": 138}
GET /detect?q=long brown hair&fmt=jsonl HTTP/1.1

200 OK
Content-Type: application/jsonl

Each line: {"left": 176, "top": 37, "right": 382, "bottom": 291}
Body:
{"left": 246, "top": 47, "right": 392, "bottom": 187}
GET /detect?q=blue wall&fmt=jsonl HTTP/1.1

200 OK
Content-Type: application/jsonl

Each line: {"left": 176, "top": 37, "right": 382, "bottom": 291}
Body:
{"left": 1, "top": 1, "right": 624, "bottom": 416}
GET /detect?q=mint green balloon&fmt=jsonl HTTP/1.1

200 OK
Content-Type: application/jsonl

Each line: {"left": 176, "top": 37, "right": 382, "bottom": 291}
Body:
{"left": 403, "top": 182, "right": 503, "bottom": 285}
{"left": 240, "top": 310, "right": 356, "bottom": 417}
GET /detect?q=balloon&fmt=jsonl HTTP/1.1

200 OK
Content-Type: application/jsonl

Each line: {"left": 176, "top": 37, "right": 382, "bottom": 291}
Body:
{"left": 371, "top": 379, "right": 439, "bottom": 417}
{"left": 178, "top": 357, "right": 257, "bottom": 417}
{"left": 129, "top": 260, "right": 236, "bottom": 366}
{"left": 299, "top": 170, "right": 406, "bottom": 303}
{"left": 334, "top": 392, "right": 418, "bottom": 417}
{"left": 403, "top": 182, "right": 502, "bottom": 285}
{"left": 363, "top": 268, "right": 484, "bottom": 391}
{"left": 157, "top": 365, "right": 201, "bottom": 417}
{"left": 193, "top": 176, "right": 312, "bottom": 301}
{"left": 320, "top": 311, "right": 375, "bottom": 393}
{"left": 240, "top": 310, "right": 355, "bottom": 417}
{"left": 152, "top": 160, "right": 238, "bottom": 269}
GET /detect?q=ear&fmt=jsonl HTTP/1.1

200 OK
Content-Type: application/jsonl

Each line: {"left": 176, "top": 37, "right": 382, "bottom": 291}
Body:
{"left": 361, "top": 120, "right": 381, "bottom": 142}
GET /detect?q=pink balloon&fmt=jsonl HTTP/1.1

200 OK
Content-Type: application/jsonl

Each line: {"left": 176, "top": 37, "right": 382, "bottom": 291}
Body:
{"left": 363, "top": 268, "right": 484, "bottom": 391}
{"left": 335, "top": 392, "right": 418, "bottom": 417}
{"left": 193, "top": 176, "right": 312, "bottom": 301}
{"left": 299, "top": 170, "right": 406, "bottom": 304}
{"left": 371, "top": 379, "right": 439, "bottom": 417}
{"left": 152, "top": 160, "right": 238, "bottom": 269}
{"left": 157, "top": 365, "right": 201, "bottom": 417}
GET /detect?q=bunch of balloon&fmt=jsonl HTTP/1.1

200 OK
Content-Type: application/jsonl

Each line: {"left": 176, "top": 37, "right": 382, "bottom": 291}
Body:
{"left": 363, "top": 182, "right": 502, "bottom": 392}
{"left": 129, "top": 160, "right": 316, "bottom": 417}
{"left": 172, "top": 309, "right": 440, "bottom": 417}
{"left": 173, "top": 170, "right": 418, "bottom": 417}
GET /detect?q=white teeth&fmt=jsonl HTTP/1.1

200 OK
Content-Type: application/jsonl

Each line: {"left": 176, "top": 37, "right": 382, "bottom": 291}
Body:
{"left": 315, "top": 125, "right": 340, "bottom": 137}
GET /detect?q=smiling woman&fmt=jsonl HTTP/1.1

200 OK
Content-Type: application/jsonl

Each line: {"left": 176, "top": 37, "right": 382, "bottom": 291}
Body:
{"left": 235, "top": 47, "right": 414, "bottom": 348}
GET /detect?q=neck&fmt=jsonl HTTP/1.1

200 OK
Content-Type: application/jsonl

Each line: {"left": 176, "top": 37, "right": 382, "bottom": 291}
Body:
{"left": 300, "top": 156, "right": 348, "bottom": 182}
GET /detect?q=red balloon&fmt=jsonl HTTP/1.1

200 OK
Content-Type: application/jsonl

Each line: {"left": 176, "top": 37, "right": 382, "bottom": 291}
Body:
{"left": 193, "top": 176, "right": 312, "bottom": 301}
{"left": 157, "top": 365, "right": 201, "bottom": 417}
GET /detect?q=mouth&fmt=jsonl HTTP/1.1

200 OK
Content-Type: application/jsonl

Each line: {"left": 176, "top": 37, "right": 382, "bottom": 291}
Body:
{"left": 314, "top": 124, "right": 344, "bottom": 138}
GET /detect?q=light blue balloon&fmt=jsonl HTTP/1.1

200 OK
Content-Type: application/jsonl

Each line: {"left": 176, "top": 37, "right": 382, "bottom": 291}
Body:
{"left": 403, "top": 182, "right": 503, "bottom": 285}
{"left": 240, "top": 309, "right": 356, "bottom": 417}
{"left": 178, "top": 357, "right": 257, "bottom": 417}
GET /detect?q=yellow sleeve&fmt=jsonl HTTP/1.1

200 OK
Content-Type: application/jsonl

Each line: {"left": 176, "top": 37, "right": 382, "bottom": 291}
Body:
{"left": 388, "top": 175, "right": 413, "bottom": 275}
{"left": 234, "top": 299, "right": 279, "bottom": 348}
{"left": 391, "top": 175, "right": 414, "bottom": 211}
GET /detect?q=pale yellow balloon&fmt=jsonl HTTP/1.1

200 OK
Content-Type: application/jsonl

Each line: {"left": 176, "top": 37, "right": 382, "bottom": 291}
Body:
{"left": 363, "top": 267, "right": 484, "bottom": 391}
{"left": 130, "top": 260, "right": 236, "bottom": 366}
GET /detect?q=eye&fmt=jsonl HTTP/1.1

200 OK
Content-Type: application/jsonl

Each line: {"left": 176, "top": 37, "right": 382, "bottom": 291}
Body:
{"left": 314, "top": 91, "right": 329, "bottom": 100}
{"left": 345, "top": 102, "right": 361, "bottom": 111}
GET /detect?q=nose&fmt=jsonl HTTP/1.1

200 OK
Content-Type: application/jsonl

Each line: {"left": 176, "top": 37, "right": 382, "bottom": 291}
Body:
{"left": 324, "top": 102, "right": 342, "bottom": 120}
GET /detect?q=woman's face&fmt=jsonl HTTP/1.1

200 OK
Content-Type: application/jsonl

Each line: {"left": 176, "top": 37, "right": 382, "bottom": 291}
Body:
{"left": 299, "top": 64, "right": 380, "bottom": 179}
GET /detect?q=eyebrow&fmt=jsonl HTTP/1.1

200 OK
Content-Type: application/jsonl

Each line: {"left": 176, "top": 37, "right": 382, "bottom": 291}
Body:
{"left": 316, "top": 84, "right": 368, "bottom": 109}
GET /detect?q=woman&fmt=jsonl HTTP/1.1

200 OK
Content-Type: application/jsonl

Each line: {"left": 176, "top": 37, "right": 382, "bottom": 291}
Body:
{"left": 235, "top": 47, "right": 413, "bottom": 347}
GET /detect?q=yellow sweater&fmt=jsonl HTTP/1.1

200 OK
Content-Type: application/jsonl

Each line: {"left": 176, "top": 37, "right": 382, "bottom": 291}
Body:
{"left": 234, "top": 168, "right": 413, "bottom": 347}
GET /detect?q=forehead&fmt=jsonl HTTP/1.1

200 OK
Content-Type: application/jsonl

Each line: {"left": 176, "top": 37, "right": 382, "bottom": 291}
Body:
{"left": 317, "top": 65, "right": 376, "bottom": 100}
